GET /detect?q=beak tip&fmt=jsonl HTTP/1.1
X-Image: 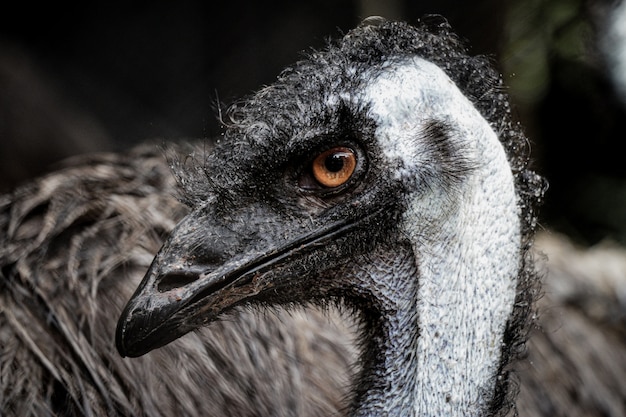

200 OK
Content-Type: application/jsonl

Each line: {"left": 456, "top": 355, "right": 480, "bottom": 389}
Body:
{"left": 115, "top": 315, "right": 131, "bottom": 358}
{"left": 115, "top": 299, "right": 188, "bottom": 358}
{"left": 115, "top": 326, "right": 146, "bottom": 358}
{"left": 115, "top": 265, "right": 218, "bottom": 358}
{"left": 115, "top": 303, "right": 149, "bottom": 358}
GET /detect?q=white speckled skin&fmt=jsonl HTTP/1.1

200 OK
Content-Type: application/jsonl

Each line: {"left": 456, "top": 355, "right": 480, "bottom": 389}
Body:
{"left": 358, "top": 57, "right": 520, "bottom": 416}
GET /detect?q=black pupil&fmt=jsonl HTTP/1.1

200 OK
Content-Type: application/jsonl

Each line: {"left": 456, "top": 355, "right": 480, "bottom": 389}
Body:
{"left": 324, "top": 153, "right": 345, "bottom": 172}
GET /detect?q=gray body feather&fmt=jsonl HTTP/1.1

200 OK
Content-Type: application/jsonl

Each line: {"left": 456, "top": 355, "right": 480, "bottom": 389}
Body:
{"left": 517, "top": 233, "right": 626, "bottom": 417}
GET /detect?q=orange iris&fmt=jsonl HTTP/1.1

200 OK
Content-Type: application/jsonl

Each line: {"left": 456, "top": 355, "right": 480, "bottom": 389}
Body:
{"left": 312, "top": 147, "right": 357, "bottom": 188}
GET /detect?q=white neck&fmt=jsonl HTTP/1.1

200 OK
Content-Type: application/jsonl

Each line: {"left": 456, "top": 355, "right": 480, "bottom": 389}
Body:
{"left": 357, "top": 57, "right": 520, "bottom": 416}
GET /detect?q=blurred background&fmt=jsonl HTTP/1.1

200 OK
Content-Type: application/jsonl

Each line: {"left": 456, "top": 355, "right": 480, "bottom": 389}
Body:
{"left": 1, "top": 0, "right": 625, "bottom": 247}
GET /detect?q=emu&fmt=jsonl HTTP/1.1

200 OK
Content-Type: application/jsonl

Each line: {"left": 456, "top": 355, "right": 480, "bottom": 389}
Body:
{"left": 116, "top": 16, "right": 543, "bottom": 417}
{"left": 1, "top": 17, "right": 624, "bottom": 417}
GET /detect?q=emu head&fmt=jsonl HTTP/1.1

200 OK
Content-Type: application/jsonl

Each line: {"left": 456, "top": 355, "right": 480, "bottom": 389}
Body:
{"left": 117, "top": 18, "right": 544, "bottom": 416}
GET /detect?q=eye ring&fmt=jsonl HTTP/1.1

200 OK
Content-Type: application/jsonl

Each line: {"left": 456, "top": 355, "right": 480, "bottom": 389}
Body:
{"left": 311, "top": 147, "right": 357, "bottom": 188}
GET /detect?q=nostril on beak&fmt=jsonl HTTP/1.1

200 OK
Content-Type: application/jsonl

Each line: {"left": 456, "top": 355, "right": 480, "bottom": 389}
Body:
{"left": 157, "top": 271, "right": 201, "bottom": 292}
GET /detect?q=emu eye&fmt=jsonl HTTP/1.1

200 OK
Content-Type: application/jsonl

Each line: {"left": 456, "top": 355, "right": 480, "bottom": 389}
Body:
{"left": 311, "top": 147, "right": 357, "bottom": 188}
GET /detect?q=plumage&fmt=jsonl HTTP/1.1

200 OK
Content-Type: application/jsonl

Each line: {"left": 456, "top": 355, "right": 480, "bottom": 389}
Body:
{"left": 518, "top": 232, "right": 626, "bottom": 417}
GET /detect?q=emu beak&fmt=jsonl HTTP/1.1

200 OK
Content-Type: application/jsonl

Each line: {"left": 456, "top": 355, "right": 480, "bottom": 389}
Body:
{"left": 115, "top": 205, "right": 359, "bottom": 358}
{"left": 115, "top": 250, "right": 264, "bottom": 357}
{"left": 115, "top": 213, "right": 280, "bottom": 357}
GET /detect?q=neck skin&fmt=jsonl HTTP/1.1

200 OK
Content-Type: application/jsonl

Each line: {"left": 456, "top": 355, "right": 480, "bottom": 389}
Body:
{"left": 406, "top": 166, "right": 519, "bottom": 417}
{"left": 342, "top": 57, "right": 521, "bottom": 416}
{"left": 351, "top": 155, "right": 519, "bottom": 417}
{"left": 349, "top": 244, "right": 421, "bottom": 417}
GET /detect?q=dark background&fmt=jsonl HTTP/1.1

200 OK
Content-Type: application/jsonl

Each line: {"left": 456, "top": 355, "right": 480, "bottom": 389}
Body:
{"left": 1, "top": 0, "right": 625, "bottom": 246}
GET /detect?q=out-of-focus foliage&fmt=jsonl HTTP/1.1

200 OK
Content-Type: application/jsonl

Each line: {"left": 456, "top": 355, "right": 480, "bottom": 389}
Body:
{"left": 502, "top": 0, "right": 593, "bottom": 105}
{"left": 502, "top": 0, "right": 626, "bottom": 246}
